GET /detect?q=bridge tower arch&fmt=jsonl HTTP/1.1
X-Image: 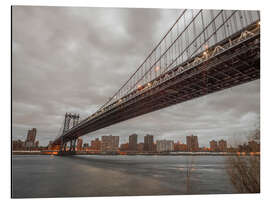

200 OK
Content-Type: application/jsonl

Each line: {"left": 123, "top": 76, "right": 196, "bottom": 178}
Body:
{"left": 59, "top": 113, "right": 80, "bottom": 155}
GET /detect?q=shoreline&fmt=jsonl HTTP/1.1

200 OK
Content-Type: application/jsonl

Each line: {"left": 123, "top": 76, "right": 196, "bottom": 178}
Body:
{"left": 12, "top": 151, "right": 260, "bottom": 156}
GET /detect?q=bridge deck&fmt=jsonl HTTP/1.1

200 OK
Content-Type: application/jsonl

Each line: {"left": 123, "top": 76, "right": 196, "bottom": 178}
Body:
{"left": 53, "top": 21, "right": 260, "bottom": 145}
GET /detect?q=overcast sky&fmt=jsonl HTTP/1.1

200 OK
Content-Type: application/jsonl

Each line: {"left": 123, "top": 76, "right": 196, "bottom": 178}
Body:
{"left": 12, "top": 6, "right": 260, "bottom": 147}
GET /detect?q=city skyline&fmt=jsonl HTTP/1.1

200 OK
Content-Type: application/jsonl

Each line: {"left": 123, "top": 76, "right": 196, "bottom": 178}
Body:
{"left": 12, "top": 126, "right": 251, "bottom": 149}
{"left": 12, "top": 6, "right": 259, "bottom": 147}
{"left": 13, "top": 126, "right": 260, "bottom": 154}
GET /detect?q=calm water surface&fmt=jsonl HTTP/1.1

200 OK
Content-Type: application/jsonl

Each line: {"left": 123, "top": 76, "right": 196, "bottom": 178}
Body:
{"left": 12, "top": 155, "right": 237, "bottom": 198}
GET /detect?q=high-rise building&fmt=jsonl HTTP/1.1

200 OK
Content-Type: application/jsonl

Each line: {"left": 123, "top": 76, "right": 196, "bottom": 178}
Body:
{"left": 218, "top": 139, "right": 227, "bottom": 152}
{"left": 137, "top": 143, "right": 144, "bottom": 152}
{"left": 174, "top": 141, "right": 187, "bottom": 151}
{"left": 91, "top": 138, "right": 101, "bottom": 151}
{"left": 25, "top": 128, "right": 37, "bottom": 148}
{"left": 186, "top": 135, "right": 199, "bottom": 152}
{"left": 153, "top": 143, "right": 157, "bottom": 152}
{"left": 12, "top": 139, "right": 24, "bottom": 151}
{"left": 210, "top": 140, "right": 218, "bottom": 152}
{"left": 83, "top": 143, "right": 89, "bottom": 150}
{"left": 120, "top": 143, "right": 129, "bottom": 151}
{"left": 144, "top": 134, "right": 154, "bottom": 152}
{"left": 156, "top": 140, "right": 174, "bottom": 152}
{"left": 101, "top": 135, "right": 119, "bottom": 152}
{"left": 26, "top": 128, "right": 36, "bottom": 142}
{"left": 248, "top": 140, "right": 260, "bottom": 152}
{"left": 128, "top": 134, "right": 138, "bottom": 151}
{"left": 77, "top": 138, "right": 83, "bottom": 151}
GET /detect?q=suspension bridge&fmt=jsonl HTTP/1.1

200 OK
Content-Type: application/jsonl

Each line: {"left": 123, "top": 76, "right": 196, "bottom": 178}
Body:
{"left": 50, "top": 9, "right": 260, "bottom": 154}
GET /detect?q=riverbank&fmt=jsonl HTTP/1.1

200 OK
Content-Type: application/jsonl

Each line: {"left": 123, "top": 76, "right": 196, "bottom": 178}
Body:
{"left": 12, "top": 151, "right": 260, "bottom": 156}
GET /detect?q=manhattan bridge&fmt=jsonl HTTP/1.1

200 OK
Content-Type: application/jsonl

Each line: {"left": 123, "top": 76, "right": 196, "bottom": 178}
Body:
{"left": 50, "top": 9, "right": 260, "bottom": 154}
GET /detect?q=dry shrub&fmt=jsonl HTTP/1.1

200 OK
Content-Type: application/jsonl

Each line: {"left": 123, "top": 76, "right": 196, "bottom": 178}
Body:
{"left": 227, "top": 155, "right": 260, "bottom": 193}
{"left": 226, "top": 129, "right": 260, "bottom": 193}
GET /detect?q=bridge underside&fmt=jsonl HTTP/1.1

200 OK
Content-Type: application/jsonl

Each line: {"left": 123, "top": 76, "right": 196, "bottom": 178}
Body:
{"left": 54, "top": 22, "right": 260, "bottom": 145}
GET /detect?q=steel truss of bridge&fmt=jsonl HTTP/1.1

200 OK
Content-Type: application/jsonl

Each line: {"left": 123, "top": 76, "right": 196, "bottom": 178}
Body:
{"left": 53, "top": 20, "right": 260, "bottom": 147}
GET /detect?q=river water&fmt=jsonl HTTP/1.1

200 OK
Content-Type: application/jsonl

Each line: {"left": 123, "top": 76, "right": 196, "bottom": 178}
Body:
{"left": 12, "top": 155, "right": 237, "bottom": 198}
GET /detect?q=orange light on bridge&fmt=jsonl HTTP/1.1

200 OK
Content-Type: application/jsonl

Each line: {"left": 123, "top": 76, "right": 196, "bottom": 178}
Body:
{"left": 147, "top": 82, "right": 151, "bottom": 87}
{"left": 155, "top": 66, "right": 160, "bottom": 72}
{"left": 137, "top": 84, "right": 142, "bottom": 90}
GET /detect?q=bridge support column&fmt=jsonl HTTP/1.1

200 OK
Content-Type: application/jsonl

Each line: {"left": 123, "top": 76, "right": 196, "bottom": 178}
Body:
{"left": 60, "top": 136, "right": 64, "bottom": 152}
{"left": 69, "top": 140, "right": 72, "bottom": 152}
{"left": 68, "top": 139, "right": 77, "bottom": 154}
{"left": 63, "top": 143, "right": 67, "bottom": 152}
{"left": 73, "top": 138, "right": 77, "bottom": 152}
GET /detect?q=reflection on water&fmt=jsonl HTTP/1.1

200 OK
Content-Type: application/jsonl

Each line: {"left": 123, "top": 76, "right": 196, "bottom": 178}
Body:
{"left": 12, "top": 155, "right": 237, "bottom": 198}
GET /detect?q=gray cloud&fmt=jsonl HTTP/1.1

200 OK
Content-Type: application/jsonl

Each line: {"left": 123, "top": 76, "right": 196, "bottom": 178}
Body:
{"left": 12, "top": 6, "right": 259, "bottom": 147}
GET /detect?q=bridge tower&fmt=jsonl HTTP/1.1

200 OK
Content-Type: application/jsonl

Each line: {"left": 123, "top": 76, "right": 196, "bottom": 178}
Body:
{"left": 59, "top": 113, "right": 80, "bottom": 155}
{"left": 62, "top": 113, "right": 80, "bottom": 134}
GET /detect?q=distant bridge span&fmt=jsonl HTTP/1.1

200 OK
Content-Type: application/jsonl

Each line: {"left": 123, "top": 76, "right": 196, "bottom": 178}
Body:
{"left": 52, "top": 9, "right": 260, "bottom": 149}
